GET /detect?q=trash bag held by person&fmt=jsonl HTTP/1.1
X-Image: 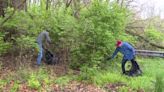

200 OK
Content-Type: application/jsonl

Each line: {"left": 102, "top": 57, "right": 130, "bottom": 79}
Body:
{"left": 106, "top": 40, "right": 142, "bottom": 76}
{"left": 44, "top": 49, "right": 59, "bottom": 65}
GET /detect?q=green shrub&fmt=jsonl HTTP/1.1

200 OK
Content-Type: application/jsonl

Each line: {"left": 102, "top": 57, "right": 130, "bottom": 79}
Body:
{"left": 70, "top": 1, "right": 130, "bottom": 69}
{"left": 15, "top": 35, "right": 38, "bottom": 55}
{"left": 0, "top": 32, "right": 11, "bottom": 55}
{"left": 145, "top": 27, "right": 164, "bottom": 43}
{"left": 118, "top": 86, "right": 130, "bottom": 92}
{"left": 28, "top": 73, "right": 41, "bottom": 89}
{"left": 10, "top": 81, "right": 19, "bottom": 92}
{"left": 54, "top": 76, "right": 72, "bottom": 86}
{"left": 0, "top": 80, "right": 7, "bottom": 90}
{"left": 77, "top": 66, "right": 99, "bottom": 83}
{"left": 27, "top": 68, "right": 51, "bottom": 89}
{"left": 0, "top": 1, "right": 135, "bottom": 69}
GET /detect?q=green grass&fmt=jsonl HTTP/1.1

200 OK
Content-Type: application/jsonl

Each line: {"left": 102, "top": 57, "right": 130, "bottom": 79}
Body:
{"left": 91, "top": 57, "right": 164, "bottom": 91}
{"left": 54, "top": 76, "right": 73, "bottom": 86}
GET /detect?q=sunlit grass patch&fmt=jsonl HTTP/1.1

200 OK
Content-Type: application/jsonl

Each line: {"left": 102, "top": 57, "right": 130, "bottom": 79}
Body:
{"left": 54, "top": 76, "right": 73, "bottom": 86}
{"left": 93, "top": 72, "right": 126, "bottom": 86}
{"left": 91, "top": 58, "right": 164, "bottom": 91}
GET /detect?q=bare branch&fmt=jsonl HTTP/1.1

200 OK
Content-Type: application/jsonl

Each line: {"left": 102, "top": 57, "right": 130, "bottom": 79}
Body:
{"left": 65, "top": 0, "right": 73, "bottom": 8}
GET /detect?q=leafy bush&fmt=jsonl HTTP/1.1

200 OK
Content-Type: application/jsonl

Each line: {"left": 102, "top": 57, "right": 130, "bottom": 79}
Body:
{"left": 54, "top": 76, "right": 72, "bottom": 86}
{"left": 118, "top": 86, "right": 130, "bottom": 92}
{"left": 28, "top": 73, "right": 41, "bottom": 89}
{"left": 0, "top": 8, "right": 39, "bottom": 56}
{"left": 27, "top": 68, "right": 50, "bottom": 89}
{"left": 0, "top": 0, "right": 135, "bottom": 69}
{"left": 77, "top": 66, "right": 99, "bottom": 83}
{"left": 145, "top": 27, "right": 164, "bottom": 42}
{"left": 15, "top": 35, "right": 38, "bottom": 55}
{"left": 70, "top": 1, "right": 129, "bottom": 69}
{"left": 0, "top": 32, "right": 11, "bottom": 55}
{"left": 10, "top": 81, "right": 19, "bottom": 92}
{"left": 0, "top": 80, "right": 7, "bottom": 91}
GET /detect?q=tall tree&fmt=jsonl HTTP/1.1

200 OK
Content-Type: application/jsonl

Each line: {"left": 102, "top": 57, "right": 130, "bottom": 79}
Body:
{"left": 46, "top": 0, "right": 50, "bottom": 10}
{"left": 72, "top": 0, "right": 80, "bottom": 18}
{"left": 0, "top": 0, "right": 7, "bottom": 17}
{"left": 11, "top": 0, "right": 27, "bottom": 11}
{"left": 65, "top": 0, "right": 73, "bottom": 9}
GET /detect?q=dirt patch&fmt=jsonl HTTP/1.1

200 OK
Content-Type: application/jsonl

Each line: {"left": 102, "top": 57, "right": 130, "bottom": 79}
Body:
{"left": 37, "top": 81, "right": 106, "bottom": 92}
{"left": 105, "top": 82, "right": 127, "bottom": 92}
{"left": 105, "top": 82, "right": 144, "bottom": 92}
{"left": 55, "top": 81, "right": 105, "bottom": 92}
{"left": 1, "top": 80, "right": 106, "bottom": 92}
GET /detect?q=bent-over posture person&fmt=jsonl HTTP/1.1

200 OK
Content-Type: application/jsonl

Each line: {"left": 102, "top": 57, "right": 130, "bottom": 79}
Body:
{"left": 36, "top": 31, "right": 51, "bottom": 65}
{"left": 107, "top": 40, "right": 142, "bottom": 76}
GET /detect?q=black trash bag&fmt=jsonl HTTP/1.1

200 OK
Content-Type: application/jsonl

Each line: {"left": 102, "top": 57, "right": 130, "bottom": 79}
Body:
{"left": 45, "top": 49, "right": 58, "bottom": 65}
{"left": 125, "top": 64, "right": 142, "bottom": 77}
{"left": 125, "top": 69, "right": 142, "bottom": 77}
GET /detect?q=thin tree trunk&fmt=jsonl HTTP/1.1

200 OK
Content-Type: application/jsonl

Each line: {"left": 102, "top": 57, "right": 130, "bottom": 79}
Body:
{"left": 106, "top": 0, "right": 110, "bottom": 4}
{"left": 120, "top": 0, "right": 124, "bottom": 8}
{"left": 0, "top": 0, "right": 7, "bottom": 17}
{"left": 65, "top": 0, "right": 73, "bottom": 9}
{"left": 25, "top": 0, "right": 27, "bottom": 12}
{"left": 117, "top": 0, "right": 119, "bottom": 3}
{"left": 73, "top": 0, "right": 80, "bottom": 19}
{"left": 11, "top": 0, "right": 27, "bottom": 10}
{"left": 46, "top": 0, "right": 49, "bottom": 10}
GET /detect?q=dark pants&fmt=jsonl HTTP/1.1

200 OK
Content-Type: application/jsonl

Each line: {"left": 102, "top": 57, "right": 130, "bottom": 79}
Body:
{"left": 122, "top": 58, "right": 140, "bottom": 74}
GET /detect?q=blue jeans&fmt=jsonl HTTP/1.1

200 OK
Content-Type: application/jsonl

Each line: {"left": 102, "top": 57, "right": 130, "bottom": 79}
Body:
{"left": 37, "top": 44, "right": 43, "bottom": 65}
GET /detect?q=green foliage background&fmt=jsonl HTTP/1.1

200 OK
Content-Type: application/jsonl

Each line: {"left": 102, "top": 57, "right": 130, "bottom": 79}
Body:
{"left": 0, "top": 0, "right": 164, "bottom": 92}
{"left": 0, "top": 1, "right": 135, "bottom": 68}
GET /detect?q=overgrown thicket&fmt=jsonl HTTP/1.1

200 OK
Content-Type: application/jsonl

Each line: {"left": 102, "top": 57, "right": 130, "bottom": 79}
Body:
{"left": 0, "top": 0, "right": 134, "bottom": 69}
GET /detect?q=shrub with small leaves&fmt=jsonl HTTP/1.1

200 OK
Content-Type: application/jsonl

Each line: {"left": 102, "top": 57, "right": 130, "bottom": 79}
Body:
{"left": 78, "top": 66, "right": 99, "bottom": 83}
{"left": 28, "top": 73, "right": 41, "bottom": 90}
{"left": 0, "top": 33, "right": 11, "bottom": 55}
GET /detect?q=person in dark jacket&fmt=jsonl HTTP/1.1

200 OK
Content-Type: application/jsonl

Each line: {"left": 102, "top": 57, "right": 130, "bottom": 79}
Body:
{"left": 107, "top": 40, "right": 142, "bottom": 75}
{"left": 36, "top": 31, "right": 51, "bottom": 65}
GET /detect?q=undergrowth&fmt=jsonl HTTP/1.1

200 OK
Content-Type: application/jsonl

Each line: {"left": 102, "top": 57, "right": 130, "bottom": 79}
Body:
{"left": 0, "top": 58, "right": 164, "bottom": 91}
